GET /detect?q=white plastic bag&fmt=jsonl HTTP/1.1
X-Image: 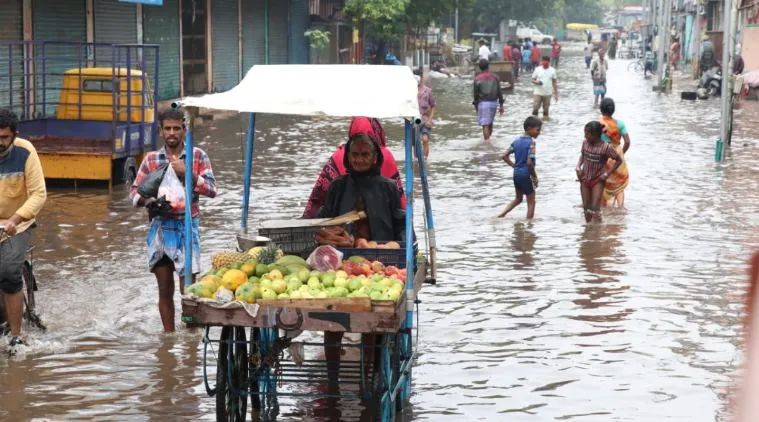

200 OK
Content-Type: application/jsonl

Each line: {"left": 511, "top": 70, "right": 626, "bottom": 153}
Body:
{"left": 157, "top": 165, "right": 187, "bottom": 214}
{"left": 306, "top": 245, "right": 344, "bottom": 272}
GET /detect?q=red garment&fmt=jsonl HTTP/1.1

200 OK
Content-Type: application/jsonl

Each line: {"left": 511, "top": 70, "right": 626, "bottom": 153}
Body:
{"left": 302, "top": 117, "right": 406, "bottom": 218}
{"left": 502, "top": 45, "right": 511, "bottom": 61}
{"left": 530, "top": 47, "right": 541, "bottom": 63}
{"left": 551, "top": 42, "right": 562, "bottom": 58}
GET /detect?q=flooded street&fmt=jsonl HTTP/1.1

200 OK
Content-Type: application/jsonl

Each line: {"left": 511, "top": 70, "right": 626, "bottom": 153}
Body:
{"left": 3, "top": 45, "right": 759, "bottom": 421}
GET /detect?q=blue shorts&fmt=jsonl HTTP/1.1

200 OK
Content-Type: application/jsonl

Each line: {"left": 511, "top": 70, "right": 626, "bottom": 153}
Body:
{"left": 513, "top": 171, "right": 534, "bottom": 195}
{"left": 147, "top": 217, "right": 201, "bottom": 277}
{"left": 420, "top": 126, "right": 432, "bottom": 136}
{"left": 645, "top": 62, "right": 654, "bottom": 72}
{"left": 594, "top": 84, "right": 606, "bottom": 96}
{"left": 585, "top": 56, "right": 592, "bottom": 66}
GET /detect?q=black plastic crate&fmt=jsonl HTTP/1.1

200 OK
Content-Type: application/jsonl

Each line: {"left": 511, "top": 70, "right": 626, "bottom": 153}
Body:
{"left": 258, "top": 226, "right": 323, "bottom": 259}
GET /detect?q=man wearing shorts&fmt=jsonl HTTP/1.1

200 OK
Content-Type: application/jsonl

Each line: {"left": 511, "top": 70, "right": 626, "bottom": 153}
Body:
{"left": 473, "top": 59, "right": 504, "bottom": 142}
{"left": 129, "top": 108, "right": 217, "bottom": 333}
{"left": 531, "top": 56, "right": 559, "bottom": 118}
{"left": 416, "top": 74, "right": 436, "bottom": 159}
{"left": 0, "top": 109, "right": 47, "bottom": 354}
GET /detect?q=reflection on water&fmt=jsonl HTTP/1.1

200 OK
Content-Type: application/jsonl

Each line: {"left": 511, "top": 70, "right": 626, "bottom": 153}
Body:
{"left": 1, "top": 44, "right": 758, "bottom": 421}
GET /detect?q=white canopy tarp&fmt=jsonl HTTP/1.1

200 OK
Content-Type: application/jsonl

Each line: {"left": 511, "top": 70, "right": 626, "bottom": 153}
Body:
{"left": 177, "top": 65, "right": 420, "bottom": 119}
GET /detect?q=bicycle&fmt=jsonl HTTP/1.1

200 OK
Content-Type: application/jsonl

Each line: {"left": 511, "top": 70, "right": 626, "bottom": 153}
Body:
{"left": 627, "top": 58, "right": 644, "bottom": 73}
{"left": 0, "top": 225, "right": 46, "bottom": 337}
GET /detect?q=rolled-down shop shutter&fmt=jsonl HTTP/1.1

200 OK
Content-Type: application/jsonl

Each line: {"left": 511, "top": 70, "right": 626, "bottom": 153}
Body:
{"left": 211, "top": 0, "right": 240, "bottom": 92}
{"left": 0, "top": 0, "right": 24, "bottom": 117}
{"left": 288, "top": 0, "right": 309, "bottom": 64}
{"left": 242, "top": 0, "right": 266, "bottom": 71}
{"left": 268, "top": 0, "right": 289, "bottom": 64}
{"left": 33, "top": 0, "right": 87, "bottom": 116}
{"left": 94, "top": 0, "right": 138, "bottom": 67}
{"left": 143, "top": 0, "right": 181, "bottom": 100}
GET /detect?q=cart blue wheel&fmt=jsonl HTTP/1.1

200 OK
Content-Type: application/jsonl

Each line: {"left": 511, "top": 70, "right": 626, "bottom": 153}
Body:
{"left": 203, "top": 327, "right": 217, "bottom": 397}
{"left": 257, "top": 327, "right": 280, "bottom": 415}
{"left": 370, "top": 334, "right": 399, "bottom": 422}
{"left": 248, "top": 327, "right": 261, "bottom": 411}
{"left": 399, "top": 330, "right": 412, "bottom": 405}
{"left": 216, "top": 326, "right": 248, "bottom": 422}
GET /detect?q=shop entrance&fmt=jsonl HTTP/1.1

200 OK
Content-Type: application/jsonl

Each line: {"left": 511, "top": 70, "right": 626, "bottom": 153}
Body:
{"left": 182, "top": 0, "right": 208, "bottom": 94}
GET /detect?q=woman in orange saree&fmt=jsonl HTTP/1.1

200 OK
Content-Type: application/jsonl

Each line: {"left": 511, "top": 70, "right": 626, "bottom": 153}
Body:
{"left": 599, "top": 98, "right": 631, "bottom": 207}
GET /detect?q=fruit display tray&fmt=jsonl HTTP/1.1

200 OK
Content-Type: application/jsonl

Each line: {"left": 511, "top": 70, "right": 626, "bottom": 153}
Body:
{"left": 181, "top": 261, "right": 426, "bottom": 334}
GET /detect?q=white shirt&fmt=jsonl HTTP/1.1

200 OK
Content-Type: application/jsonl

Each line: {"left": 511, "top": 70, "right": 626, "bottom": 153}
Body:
{"left": 532, "top": 66, "right": 557, "bottom": 96}
{"left": 478, "top": 45, "right": 491, "bottom": 60}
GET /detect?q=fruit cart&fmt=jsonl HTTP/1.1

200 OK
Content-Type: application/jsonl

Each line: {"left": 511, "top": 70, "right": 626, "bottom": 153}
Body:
{"left": 174, "top": 64, "right": 437, "bottom": 421}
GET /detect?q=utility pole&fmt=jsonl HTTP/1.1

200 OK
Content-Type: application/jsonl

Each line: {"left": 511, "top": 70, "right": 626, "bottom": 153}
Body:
{"left": 657, "top": 0, "right": 672, "bottom": 90}
{"left": 454, "top": 2, "right": 459, "bottom": 44}
{"left": 717, "top": 0, "right": 738, "bottom": 160}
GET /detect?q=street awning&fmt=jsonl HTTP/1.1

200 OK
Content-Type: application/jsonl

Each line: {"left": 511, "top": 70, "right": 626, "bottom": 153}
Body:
{"left": 177, "top": 64, "right": 420, "bottom": 119}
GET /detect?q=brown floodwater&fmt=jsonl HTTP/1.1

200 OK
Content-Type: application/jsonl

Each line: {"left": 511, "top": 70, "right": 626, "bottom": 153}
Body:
{"left": 2, "top": 44, "right": 759, "bottom": 421}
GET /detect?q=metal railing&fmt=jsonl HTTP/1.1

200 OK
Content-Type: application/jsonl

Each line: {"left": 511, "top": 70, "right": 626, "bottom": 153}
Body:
{"left": 0, "top": 41, "right": 160, "bottom": 153}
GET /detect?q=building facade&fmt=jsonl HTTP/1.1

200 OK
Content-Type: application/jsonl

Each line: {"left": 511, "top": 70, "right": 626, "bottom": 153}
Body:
{"left": 0, "top": 0, "right": 314, "bottom": 101}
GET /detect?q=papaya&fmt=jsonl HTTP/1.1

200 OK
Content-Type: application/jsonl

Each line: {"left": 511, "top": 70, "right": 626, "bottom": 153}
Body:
{"left": 276, "top": 255, "right": 310, "bottom": 269}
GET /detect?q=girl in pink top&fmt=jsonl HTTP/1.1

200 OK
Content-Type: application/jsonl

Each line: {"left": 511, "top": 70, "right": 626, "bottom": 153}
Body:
{"left": 576, "top": 121, "right": 622, "bottom": 222}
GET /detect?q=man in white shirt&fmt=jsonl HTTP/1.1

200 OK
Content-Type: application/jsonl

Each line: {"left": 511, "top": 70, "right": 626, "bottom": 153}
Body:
{"left": 531, "top": 55, "right": 558, "bottom": 118}
{"left": 478, "top": 40, "right": 492, "bottom": 60}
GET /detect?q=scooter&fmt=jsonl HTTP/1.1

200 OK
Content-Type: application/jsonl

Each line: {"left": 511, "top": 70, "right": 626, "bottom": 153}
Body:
{"left": 697, "top": 66, "right": 722, "bottom": 98}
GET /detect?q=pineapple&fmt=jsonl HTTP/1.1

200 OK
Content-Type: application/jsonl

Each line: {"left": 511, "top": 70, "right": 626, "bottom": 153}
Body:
{"left": 256, "top": 242, "right": 283, "bottom": 265}
{"left": 211, "top": 250, "right": 251, "bottom": 270}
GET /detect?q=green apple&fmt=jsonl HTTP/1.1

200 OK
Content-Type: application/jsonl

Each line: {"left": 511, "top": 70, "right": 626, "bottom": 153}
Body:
{"left": 272, "top": 279, "right": 288, "bottom": 294}
{"left": 307, "top": 277, "right": 322, "bottom": 290}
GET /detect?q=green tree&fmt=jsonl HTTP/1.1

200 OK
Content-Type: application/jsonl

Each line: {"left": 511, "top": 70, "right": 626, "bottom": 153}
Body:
{"left": 344, "top": 0, "right": 409, "bottom": 41}
{"left": 564, "top": 0, "right": 603, "bottom": 24}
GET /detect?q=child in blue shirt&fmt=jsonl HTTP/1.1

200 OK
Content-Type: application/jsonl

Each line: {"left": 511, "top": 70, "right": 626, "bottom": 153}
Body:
{"left": 644, "top": 47, "right": 655, "bottom": 77}
{"left": 498, "top": 116, "right": 541, "bottom": 219}
{"left": 522, "top": 47, "right": 532, "bottom": 72}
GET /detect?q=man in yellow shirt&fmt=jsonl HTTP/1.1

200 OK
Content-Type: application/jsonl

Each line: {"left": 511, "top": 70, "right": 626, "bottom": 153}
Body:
{"left": 0, "top": 109, "right": 46, "bottom": 354}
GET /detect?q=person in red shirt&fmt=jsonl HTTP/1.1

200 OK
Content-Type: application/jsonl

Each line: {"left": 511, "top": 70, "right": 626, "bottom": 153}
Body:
{"left": 530, "top": 45, "right": 541, "bottom": 70}
{"left": 551, "top": 40, "right": 562, "bottom": 68}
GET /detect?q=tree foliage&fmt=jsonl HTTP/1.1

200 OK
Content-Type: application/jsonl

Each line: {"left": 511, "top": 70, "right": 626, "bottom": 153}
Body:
{"left": 344, "top": 0, "right": 409, "bottom": 40}
{"left": 564, "top": 0, "right": 604, "bottom": 24}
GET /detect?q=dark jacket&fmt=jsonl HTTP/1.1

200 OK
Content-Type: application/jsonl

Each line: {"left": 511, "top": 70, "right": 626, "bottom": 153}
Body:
{"left": 317, "top": 136, "right": 405, "bottom": 242}
{"left": 318, "top": 174, "right": 405, "bottom": 242}
{"left": 473, "top": 70, "right": 504, "bottom": 105}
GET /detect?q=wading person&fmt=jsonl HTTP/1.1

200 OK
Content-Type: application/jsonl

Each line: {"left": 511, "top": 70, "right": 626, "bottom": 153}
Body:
{"left": 512, "top": 43, "right": 523, "bottom": 79}
{"left": 129, "top": 108, "right": 217, "bottom": 333}
{"left": 0, "top": 109, "right": 47, "bottom": 355}
{"left": 416, "top": 74, "right": 436, "bottom": 159}
{"left": 599, "top": 98, "right": 631, "bottom": 208}
{"left": 498, "top": 116, "right": 541, "bottom": 219}
{"left": 302, "top": 117, "right": 404, "bottom": 218}
{"left": 522, "top": 45, "right": 532, "bottom": 73}
{"left": 551, "top": 39, "right": 562, "bottom": 68}
{"left": 318, "top": 132, "right": 406, "bottom": 390}
{"left": 590, "top": 50, "right": 609, "bottom": 107}
{"left": 575, "top": 121, "right": 622, "bottom": 223}
{"left": 531, "top": 56, "right": 558, "bottom": 119}
{"left": 584, "top": 41, "right": 594, "bottom": 69}
{"left": 530, "top": 43, "right": 541, "bottom": 71}
{"left": 473, "top": 59, "right": 505, "bottom": 142}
